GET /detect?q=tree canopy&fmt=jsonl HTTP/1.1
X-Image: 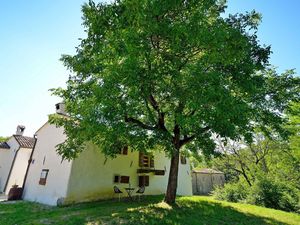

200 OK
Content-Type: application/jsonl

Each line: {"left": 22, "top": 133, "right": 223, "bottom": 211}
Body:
{"left": 51, "top": 0, "right": 300, "bottom": 203}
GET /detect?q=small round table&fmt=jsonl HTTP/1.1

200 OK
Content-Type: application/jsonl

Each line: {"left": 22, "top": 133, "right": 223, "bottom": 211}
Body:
{"left": 124, "top": 188, "right": 135, "bottom": 201}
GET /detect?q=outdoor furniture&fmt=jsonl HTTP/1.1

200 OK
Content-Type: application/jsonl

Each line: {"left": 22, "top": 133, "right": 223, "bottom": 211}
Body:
{"left": 113, "top": 186, "right": 123, "bottom": 202}
{"left": 124, "top": 187, "right": 135, "bottom": 201}
{"left": 136, "top": 186, "right": 145, "bottom": 201}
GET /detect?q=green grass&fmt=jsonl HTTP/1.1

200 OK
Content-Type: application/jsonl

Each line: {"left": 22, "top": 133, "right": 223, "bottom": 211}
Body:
{"left": 0, "top": 196, "right": 299, "bottom": 225}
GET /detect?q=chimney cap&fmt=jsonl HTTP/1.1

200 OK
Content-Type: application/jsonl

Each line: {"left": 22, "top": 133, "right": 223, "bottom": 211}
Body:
{"left": 55, "top": 102, "right": 67, "bottom": 115}
{"left": 16, "top": 125, "right": 26, "bottom": 136}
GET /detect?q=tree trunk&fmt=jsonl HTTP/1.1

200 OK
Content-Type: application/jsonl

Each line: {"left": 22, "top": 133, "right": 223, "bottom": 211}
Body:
{"left": 164, "top": 149, "right": 180, "bottom": 204}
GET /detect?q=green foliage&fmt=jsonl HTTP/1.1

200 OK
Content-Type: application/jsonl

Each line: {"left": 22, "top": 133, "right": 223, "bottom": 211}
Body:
{"left": 50, "top": 0, "right": 299, "bottom": 203}
{"left": 247, "top": 177, "right": 300, "bottom": 212}
{"left": 51, "top": 0, "right": 299, "bottom": 161}
{"left": 213, "top": 177, "right": 300, "bottom": 212}
{"left": 0, "top": 136, "right": 9, "bottom": 142}
{"left": 213, "top": 182, "right": 249, "bottom": 203}
{"left": 212, "top": 104, "right": 300, "bottom": 212}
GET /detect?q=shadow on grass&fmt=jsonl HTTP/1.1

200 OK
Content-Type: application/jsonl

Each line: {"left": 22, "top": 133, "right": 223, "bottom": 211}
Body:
{"left": 88, "top": 196, "right": 290, "bottom": 225}
{"left": 0, "top": 196, "right": 293, "bottom": 225}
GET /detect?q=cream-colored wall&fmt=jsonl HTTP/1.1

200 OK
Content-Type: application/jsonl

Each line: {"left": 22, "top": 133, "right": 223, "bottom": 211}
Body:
{"left": 0, "top": 137, "right": 19, "bottom": 192}
{"left": 5, "top": 147, "right": 32, "bottom": 194}
{"left": 23, "top": 123, "right": 73, "bottom": 206}
{"left": 64, "top": 144, "right": 192, "bottom": 204}
{"left": 23, "top": 121, "right": 192, "bottom": 206}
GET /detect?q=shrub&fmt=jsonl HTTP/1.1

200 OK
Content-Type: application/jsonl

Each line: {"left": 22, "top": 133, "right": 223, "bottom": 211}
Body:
{"left": 213, "top": 182, "right": 248, "bottom": 203}
{"left": 247, "top": 177, "right": 300, "bottom": 212}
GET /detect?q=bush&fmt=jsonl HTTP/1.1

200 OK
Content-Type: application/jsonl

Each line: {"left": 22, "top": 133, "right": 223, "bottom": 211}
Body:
{"left": 247, "top": 177, "right": 300, "bottom": 212}
{"left": 213, "top": 177, "right": 300, "bottom": 212}
{"left": 213, "top": 182, "right": 248, "bottom": 203}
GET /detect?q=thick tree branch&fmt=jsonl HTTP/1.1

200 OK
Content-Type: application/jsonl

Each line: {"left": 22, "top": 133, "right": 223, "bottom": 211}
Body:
{"left": 148, "top": 94, "right": 160, "bottom": 112}
{"left": 147, "top": 94, "right": 169, "bottom": 133}
{"left": 125, "top": 116, "right": 156, "bottom": 130}
{"left": 179, "top": 134, "right": 195, "bottom": 147}
{"left": 179, "top": 126, "right": 210, "bottom": 147}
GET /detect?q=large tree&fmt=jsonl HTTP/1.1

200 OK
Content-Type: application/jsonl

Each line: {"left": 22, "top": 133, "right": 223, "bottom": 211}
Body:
{"left": 51, "top": 0, "right": 299, "bottom": 203}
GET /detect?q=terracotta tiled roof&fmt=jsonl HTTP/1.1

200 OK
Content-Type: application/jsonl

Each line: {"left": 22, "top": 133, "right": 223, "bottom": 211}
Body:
{"left": 0, "top": 142, "right": 10, "bottom": 149}
{"left": 192, "top": 168, "right": 223, "bottom": 174}
{"left": 13, "top": 135, "right": 35, "bottom": 149}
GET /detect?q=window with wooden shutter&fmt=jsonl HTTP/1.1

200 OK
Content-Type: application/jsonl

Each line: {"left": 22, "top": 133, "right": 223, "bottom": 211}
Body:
{"left": 139, "top": 152, "right": 144, "bottom": 167}
{"left": 138, "top": 176, "right": 149, "bottom": 187}
{"left": 118, "top": 146, "right": 128, "bottom": 155}
{"left": 139, "top": 152, "right": 154, "bottom": 168}
{"left": 122, "top": 146, "right": 128, "bottom": 155}
{"left": 150, "top": 155, "right": 154, "bottom": 168}
{"left": 120, "top": 176, "right": 130, "bottom": 184}
{"left": 39, "top": 169, "right": 49, "bottom": 185}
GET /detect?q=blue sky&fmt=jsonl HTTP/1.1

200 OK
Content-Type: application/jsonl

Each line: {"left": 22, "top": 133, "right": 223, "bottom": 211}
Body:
{"left": 0, "top": 0, "right": 299, "bottom": 137}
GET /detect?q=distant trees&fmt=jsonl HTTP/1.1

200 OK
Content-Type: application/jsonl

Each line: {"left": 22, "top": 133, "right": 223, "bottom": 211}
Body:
{"left": 0, "top": 136, "right": 9, "bottom": 142}
{"left": 212, "top": 103, "right": 300, "bottom": 211}
{"left": 213, "top": 103, "right": 300, "bottom": 188}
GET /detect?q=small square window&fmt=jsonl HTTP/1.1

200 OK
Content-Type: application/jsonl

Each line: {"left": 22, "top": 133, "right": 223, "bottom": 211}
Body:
{"left": 39, "top": 169, "right": 49, "bottom": 185}
{"left": 120, "top": 176, "right": 130, "bottom": 184}
{"left": 114, "top": 175, "right": 120, "bottom": 183}
{"left": 180, "top": 155, "right": 187, "bottom": 164}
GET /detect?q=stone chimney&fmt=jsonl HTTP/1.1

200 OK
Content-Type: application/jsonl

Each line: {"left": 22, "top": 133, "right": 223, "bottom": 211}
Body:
{"left": 55, "top": 102, "right": 66, "bottom": 115}
{"left": 16, "top": 125, "right": 25, "bottom": 136}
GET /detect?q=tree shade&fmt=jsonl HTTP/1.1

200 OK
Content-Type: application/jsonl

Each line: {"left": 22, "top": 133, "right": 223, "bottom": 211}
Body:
{"left": 51, "top": 0, "right": 300, "bottom": 203}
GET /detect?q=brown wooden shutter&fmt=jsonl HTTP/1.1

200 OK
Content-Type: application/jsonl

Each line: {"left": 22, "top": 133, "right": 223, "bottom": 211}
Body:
{"left": 138, "top": 176, "right": 143, "bottom": 187}
{"left": 39, "top": 169, "right": 49, "bottom": 185}
{"left": 120, "top": 176, "right": 130, "bottom": 184}
{"left": 138, "top": 176, "right": 149, "bottom": 187}
{"left": 139, "top": 152, "right": 144, "bottom": 167}
{"left": 39, "top": 178, "right": 46, "bottom": 185}
{"left": 143, "top": 155, "right": 149, "bottom": 167}
{"left": 145, "top": 176, "right": 149, "bottom": 186}
{"left": 122, "top": 146, "right": 128, "bottom": 155}
{"left": 150, "top": 155, "right": 154, "bottom": 168}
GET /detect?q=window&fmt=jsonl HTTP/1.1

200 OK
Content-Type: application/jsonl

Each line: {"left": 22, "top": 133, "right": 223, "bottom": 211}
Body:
{"left": 118, "top": 146, "right": 128, "bottom": 155}
{"left": 114, "top": 175, "right": 120, "bottom": 183}
{"left": 138, "top": 176, "right": 149, "bottom": 187}
{"left": 180, "top": 155, "right": 187, "bottom": 164}
{"left": 114, "top": 175, "right": 130, "bottom": 184}
{"left": 120, "top": 176, "right": 130, "bottom": 184}
{"left": 139, "top": 152, "right": 154, "bottom": 168}
{"left": 39, "top": 169, "right": 49, "bottom": 185}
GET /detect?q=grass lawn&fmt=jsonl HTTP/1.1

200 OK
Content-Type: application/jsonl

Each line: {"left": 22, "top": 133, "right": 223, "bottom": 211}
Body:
{"left": 0, "top": 196, "right": 299, "bottom": 225}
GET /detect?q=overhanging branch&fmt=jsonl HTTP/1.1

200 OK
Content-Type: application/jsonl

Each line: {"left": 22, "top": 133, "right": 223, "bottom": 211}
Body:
{"left": 179, "top": 126, "right": 210, "bottom": 147}
{"left": 125, "top": 116, "right": 156, "bottom": 130}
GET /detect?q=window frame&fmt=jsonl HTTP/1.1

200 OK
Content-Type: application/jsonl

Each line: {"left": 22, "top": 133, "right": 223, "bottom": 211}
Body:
{"left": 113, "top": 174, "right": 120, "bottom": 183}
{"left": 39, "top": 169, "right": 49, "bottom": 186}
